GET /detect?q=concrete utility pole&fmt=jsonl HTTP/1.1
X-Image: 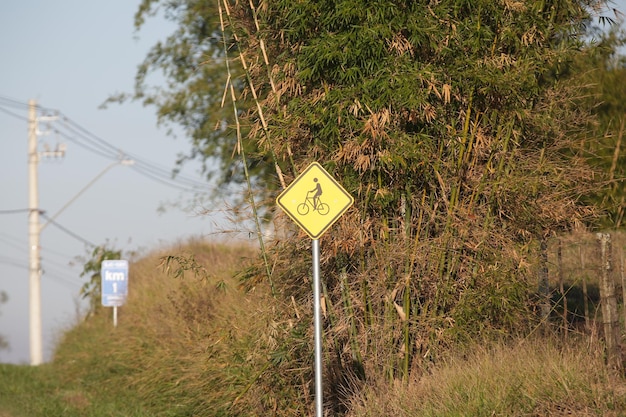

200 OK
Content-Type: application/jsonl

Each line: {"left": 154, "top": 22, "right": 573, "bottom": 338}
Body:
{"left": 28, "top": 99, "right": 42, "bottom": 366}
{"left": 26, "top": 99, "right": 130, "bottom": 365}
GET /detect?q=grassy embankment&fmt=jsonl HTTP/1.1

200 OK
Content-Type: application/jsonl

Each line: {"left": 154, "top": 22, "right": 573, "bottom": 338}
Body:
{"left": 1, "top": 239, "right": 626, "bottom": 416}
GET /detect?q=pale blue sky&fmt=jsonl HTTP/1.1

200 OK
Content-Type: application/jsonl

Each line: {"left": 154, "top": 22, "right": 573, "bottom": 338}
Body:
{"left": 0, "top": 1, "right": 248, "bottom": 364}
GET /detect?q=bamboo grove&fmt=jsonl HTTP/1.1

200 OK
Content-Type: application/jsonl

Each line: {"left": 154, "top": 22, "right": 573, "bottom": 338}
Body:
{"left": 130, "top": 0, "right": 622, "bottom": 414}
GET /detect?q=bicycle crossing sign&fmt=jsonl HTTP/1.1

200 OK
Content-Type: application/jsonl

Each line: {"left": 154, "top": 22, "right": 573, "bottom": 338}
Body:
{"left": 277, "top": 162, "right": 354, "bottom": 239}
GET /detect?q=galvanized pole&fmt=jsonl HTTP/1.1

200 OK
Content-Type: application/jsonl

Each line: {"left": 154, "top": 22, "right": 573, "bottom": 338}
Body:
{"left": 113, "top": 306, "right": 118, "bottom": 328}
{"left": 312, "top": 239, "right": 323, "bottom": 417}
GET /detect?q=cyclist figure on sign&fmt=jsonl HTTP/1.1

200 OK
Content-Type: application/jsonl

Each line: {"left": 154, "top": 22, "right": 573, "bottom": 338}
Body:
{"left": 310, "top": 178, "right": 322, "bottom": 209}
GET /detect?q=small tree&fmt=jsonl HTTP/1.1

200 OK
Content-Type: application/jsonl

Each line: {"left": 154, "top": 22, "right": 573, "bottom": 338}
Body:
{"left": 79, "top": 245, "right": 123, "bottom": 316}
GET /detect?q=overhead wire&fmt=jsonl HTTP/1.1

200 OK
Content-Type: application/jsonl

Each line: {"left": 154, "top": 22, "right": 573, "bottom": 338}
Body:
{"left": 3, "top": 95, "right": 212, "bottom": 293}
{"left": 0, "top": 95, "right": 33, "bottom": 121}
{"left": 1, "top": 96, "right": 215, "bottom": 287}
{"left": 49, "top": 104, "right": 209, "bottom": 190}
{"left": 0, "top": 96, "right": 210, "bottom": 193}
{"left": 53, "top": 120, "right": 123, "bottom": 161}
{"left": 0, "top": 95, "right": 31, "bottom": 108}
{"left": 39, "top": 213, "right": 96, "bottom": 248}
{"left": 0, "top": 256, "right": 28, "bottom": 271}
{"left": 0, "top": 209, "right": 31, "bottom": 215}
{"left": 40, "top": 254, "right": 77, "bottom": 272}
{"left": 0, "top": 232, "right": 85, "bottom": 287}
{"left": 0, "top": 234, "right": 27, "bottom": 253}
{"left": 56, "top": 114, "right": 208, "bottom": 192}
{"left": 0, "top": 106, "right": 29, "bottom": 122}
{"left": 39, "top": 258, "right": 82, "bottom": 286}
{"left": 125, "top": 152, "right": 209, "bottom": 188}
{"left": 0, "top": 231, "right": 80, "bottom": 260}
{"left": 41, "top": 269, "right": 81, "bottom": 290}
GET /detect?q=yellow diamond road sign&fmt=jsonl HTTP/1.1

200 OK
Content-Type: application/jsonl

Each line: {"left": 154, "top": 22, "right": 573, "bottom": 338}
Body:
{"left": 277, "top": 162, "right": 354, "bottom": 239}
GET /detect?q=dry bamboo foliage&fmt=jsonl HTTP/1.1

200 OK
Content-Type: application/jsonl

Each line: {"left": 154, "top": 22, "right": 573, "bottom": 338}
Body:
{"left": 362, "top": 108, "right": 391, "bottom": 140}
{"left": 387, "top": 32, "right": 415, "bottom": 57}
{"left": 219, "top": 2, "right": 604, "bottom": 408}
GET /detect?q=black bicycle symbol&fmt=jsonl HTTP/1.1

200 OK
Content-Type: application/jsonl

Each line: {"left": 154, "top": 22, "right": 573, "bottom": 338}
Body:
{"left": 297, "top": 191, "right": 330, "bottom": 216}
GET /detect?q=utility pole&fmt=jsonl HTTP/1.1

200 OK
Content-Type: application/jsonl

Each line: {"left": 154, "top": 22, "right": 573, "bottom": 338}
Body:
{"left": 28, "top": 99, "right": 42, "bottom": 366}
{"left": 26, "top": 99, "right": 126, "bottom": 365}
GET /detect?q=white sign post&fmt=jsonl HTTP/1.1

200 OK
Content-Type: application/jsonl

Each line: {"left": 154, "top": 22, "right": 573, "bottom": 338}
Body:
{"left": 101, "top": 259, "right": 129, "bottom": 327}
{"left": 276, "top": 162, "right": 353, "bottom": 416}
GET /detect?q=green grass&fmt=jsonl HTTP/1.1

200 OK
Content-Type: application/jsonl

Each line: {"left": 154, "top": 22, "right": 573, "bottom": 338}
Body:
{"left": 0, "top": 362, "right": 149, "bottom": 416}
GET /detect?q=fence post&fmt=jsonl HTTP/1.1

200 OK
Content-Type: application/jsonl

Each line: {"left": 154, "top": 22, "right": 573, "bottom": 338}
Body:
{"left": 621, "top": 250, "right": 626, "bottom": 340}
{"left": 596, "top": 233, "right": 622, "bottom": 371}
{"left": 539, "top": 238, "right": 551, "bottom": 326}
{"left": 557, "top": 239, "right": 567, "bottom": 338}
{"left": 579, "top": 245, "right": 590, "bottom": 331}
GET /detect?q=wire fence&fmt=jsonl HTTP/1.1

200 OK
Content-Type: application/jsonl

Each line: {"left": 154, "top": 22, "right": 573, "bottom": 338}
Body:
{"left": 545, "top": 231, "right": 626, "bottom": 369}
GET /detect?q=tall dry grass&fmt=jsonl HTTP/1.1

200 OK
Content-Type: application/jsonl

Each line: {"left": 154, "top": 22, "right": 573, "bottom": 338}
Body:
{"left": 47, "top": 237, "right": 626, "bottom": 416}
{"left": 347, "top": 336, "right": 626, "bottom": 417}
{"left": 53, "top": 239, "right": 296, "bottom": 416}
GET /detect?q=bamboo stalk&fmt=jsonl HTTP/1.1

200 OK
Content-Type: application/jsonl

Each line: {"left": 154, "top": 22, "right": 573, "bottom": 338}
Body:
{"left": 340, "top": 270, "right": 363, "bottom": 367}
{"left": 248, "top": 0, "right": 277, "bottom": 95}
{"left": 399, "top": 186, "right": 414, "bottom": 381}
{"left": 608, "top": 118, "right": 623, "bottom": 181}
{"left": 247, "top": 0, "right": 299, "bottom": 178}
{"left": 321, "top": 272, "right": 337, "bottom": 326}
{"left": 610, "top": 120, "right": 624, "bottom": 227}
{"left": 483, "top": 120, "right": 514, "bottom": 229}
{"left": 456, "top": 92, "right": 473, "bottom": 169}
{"left": 221, "top": 0, "right": 287, "bottom": 189}
{"left": 219, "top": 1, "right": 274, "bottom": 295}
{"left": 617, "top": 195, "right": 625, "bottom": 229}
{"left": 539, "top": 238, "right": 550, "bottom": 324}
{"left": 402, "top": 274, "right": 411, "bottom": 381}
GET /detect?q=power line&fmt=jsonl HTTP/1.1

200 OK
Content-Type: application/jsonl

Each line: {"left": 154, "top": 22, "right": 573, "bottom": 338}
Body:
{"left": 39, "top": 213, "right": 96, "bottom": 248}
{"left": 0, "top": 95, "right": 30, "bottom": 110}
{"left": 0, "top": 257, "right": 80, "bottom": 290}
{"left": 0, "top": 236, "right": 26, "bottom": 253}
{"left": 41, "top": 270, "right": 81, "bottom": 290}
{"left": 0, "top": 257, "right": 27, "bottom": 271}
{"left": 41, "top": 255, "right": 76, "bottom": 272}
{"left": 0, "top": 105, "right": 29, "bottom": 122}
{"left": 54, "top": 123, "right": 121, "bottom": 161}
{"left": 1, "top": 96, "right": 210, "bottom": 193}
{"left": 0, "top": 95, "right": 29, "bottom": 105}
{"left": 50, "top": 107, "right": 209, "bottom": 191}
{"left": 40, "top": 258, "right": 80, "bottom": 281}
{"left": 0, "top": 232, "right": 79, "bottom": 260}
{"left": 0, "top": 209, "right": 30, "bottom": 215}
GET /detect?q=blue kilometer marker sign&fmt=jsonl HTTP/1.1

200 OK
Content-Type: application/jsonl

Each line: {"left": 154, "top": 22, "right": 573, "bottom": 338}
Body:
{"left": 101, "top": 260, "right": 129, "bottom": 307}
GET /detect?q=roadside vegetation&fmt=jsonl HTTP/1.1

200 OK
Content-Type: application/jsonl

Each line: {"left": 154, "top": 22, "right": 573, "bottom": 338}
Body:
{"left": 4, "top": 0, "right": 626, "bottom": 415}
{"left": 1, "top": 238, "right": 625, "bottom": 416}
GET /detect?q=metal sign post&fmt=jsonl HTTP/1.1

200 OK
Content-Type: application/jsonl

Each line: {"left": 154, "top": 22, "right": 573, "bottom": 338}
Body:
{"left": 276, "top": 162, "right": 353, "bottom": 417}
{"left": 312, "top": 239, "right": 323, "bottom": 417}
